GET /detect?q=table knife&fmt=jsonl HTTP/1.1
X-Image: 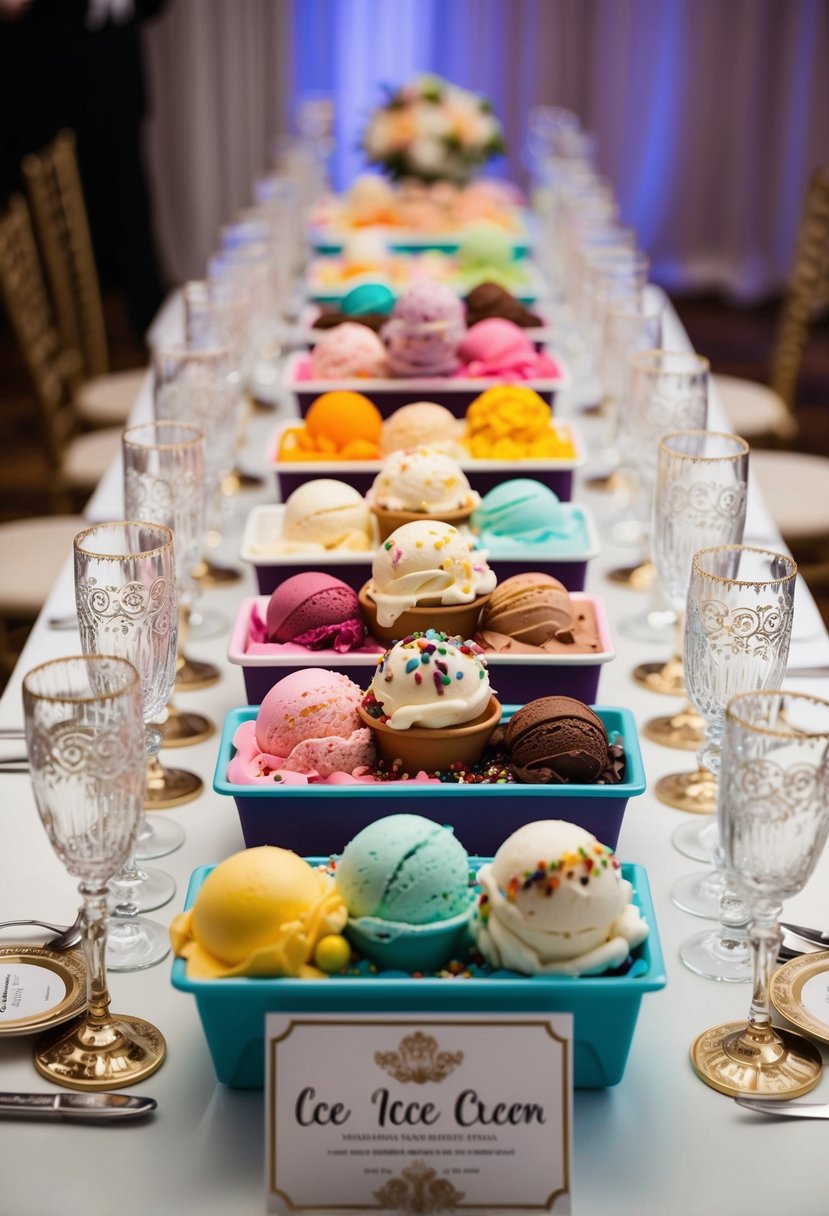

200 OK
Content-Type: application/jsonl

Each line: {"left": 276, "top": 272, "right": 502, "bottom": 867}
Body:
{"left": 0, "top": 1092, "right": 156, "bottom": 1121}
{"left": 735, "top": 1097, "right": 829, "bottom": 1119}
{"left": 779, "top": 921, "right": 829, "bottom": 946}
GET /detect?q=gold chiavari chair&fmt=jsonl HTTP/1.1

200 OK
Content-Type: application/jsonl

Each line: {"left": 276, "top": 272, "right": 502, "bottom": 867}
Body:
{"left": 0, "top": 195, "right": 122, "bottom": 513}
{"left": 22, "top": 130, "right": 146, "bottom": 427}
{"left": 716, "top": 167, "right": 829, "bottom": 583}
{"left": 715, "top": 164, "right": 829, "bottom": 444}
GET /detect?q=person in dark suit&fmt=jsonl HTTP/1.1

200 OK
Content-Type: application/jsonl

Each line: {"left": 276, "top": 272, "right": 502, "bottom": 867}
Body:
{"left": 0, "top": 0, "right": 169, "bottom": 337}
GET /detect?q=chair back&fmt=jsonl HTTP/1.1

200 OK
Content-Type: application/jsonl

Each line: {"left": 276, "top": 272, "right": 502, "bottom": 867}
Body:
{"left": 22, "top": 129, "right": 110, "bottom": 380}
{"left": 0, "top": 195, "right": 84, "bottom": 477}
{"left": 769, "top": 165, "right": 829, "bottom": 415}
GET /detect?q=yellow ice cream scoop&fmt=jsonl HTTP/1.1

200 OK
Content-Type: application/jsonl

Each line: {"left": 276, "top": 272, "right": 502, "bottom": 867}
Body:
{"left": 170, "top": 846, "right": 348, "bottom": 979}
{"left": 463, "top": 385, "right": 576, "bottom": 460}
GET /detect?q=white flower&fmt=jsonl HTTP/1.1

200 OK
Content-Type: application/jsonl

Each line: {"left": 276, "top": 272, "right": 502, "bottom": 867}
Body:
{"left": 406, "top": 136, "right": 447, "bottom": 174}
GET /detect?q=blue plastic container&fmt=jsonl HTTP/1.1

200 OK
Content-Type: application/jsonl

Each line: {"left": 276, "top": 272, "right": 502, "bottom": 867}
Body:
{"left": 213, "top": 705, "right": 646, "bottom": 855}
{"left": 171, "top": 861, "right": 666, "bottom": 1090}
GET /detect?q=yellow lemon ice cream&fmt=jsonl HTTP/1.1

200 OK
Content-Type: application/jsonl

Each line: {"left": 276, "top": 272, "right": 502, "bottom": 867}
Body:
{"left": 170, "top": 846, "right": 348, "bottom": 979}
{"left": 463, "top": 385, "right": 576, "bottom": 460}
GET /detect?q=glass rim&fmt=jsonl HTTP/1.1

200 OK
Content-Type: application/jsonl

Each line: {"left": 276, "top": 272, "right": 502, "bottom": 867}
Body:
{"left": 22, "top": 654, "right": 141, "bottom": 705}
{"left": 73, "top": 520, "right": 174, "bottom": 561}
{"left": 122, "top": 421, "right": 205, "bottom": 451}
{"left": 726, "top": 689, "right": 829, "bottom": 740}
{"left": 630, "top": 348, "right": 710, "bottom": 374}
{"left": 691, "top": 543, "right": 797, "bottom": 585}
{"left": 659, "top": 430, "right": 750, "bottom": 461}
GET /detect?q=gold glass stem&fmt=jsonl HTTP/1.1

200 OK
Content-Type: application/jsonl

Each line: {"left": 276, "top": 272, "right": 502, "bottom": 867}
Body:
{"left": 80, "top": 885, "right": 113, "bottom": 1029}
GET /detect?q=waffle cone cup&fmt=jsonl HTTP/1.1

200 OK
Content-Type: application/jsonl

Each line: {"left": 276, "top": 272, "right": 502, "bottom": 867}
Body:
{"left": 357, "top": 695, "right": 501, "bottom": 774}
{"left": 370, "top": 503, "right": 474, "bottom": 543}
{"left": 358, "top": 582, "right": 489, "bottom": 647}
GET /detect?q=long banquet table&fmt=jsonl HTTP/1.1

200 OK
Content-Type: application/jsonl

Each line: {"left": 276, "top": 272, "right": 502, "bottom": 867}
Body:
{"left": 1, "top": 297, "right": 828, "bottom": 1216}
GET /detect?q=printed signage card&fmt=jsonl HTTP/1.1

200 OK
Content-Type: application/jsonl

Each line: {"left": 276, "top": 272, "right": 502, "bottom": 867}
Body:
{"left": 266, "top": 1011, "right": 572, "bottom": 1214}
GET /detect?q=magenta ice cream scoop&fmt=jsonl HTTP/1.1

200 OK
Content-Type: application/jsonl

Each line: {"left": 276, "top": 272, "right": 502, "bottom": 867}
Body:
{"left": 266, "top": 572, "right": 365, "bottom": 651}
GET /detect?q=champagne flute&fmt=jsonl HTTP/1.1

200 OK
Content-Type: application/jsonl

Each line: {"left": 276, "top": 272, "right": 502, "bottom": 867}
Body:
{"left": 645, "top": 431, "right": 749, "bottom": 752}
{"left": 614, "top": 349, "right": 709, "bottom": 644}
{"left": 691, "top": 689, "right": 829, "bottom": 1097}
{"left": 673, "top": 545, "right": 797, "bottom": 980}
{"left": 153, "top": 344, "right": 242, "bottom": 588}
{"left": 22, "top": 655, "right": 166, "bottom": 1088}
{"left": 122, "top": 422, "right": 217, "bottom": 749}
{"left": 74, "top": 522, "right": 185, "bottom": 969}
{"left": 589, "top": 286, "right": 663, "bottom": 495}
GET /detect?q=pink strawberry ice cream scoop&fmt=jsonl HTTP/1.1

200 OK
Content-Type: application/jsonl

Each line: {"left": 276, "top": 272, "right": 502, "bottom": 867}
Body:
{"left": 456, "top": 318, "right": 561, "bottom": 380}
{"left": 265, "top": 572, "right": 365, "bottom": 652}
{"left": 310, "top": 322, "right": 390, "bottom": 379}
{"left": 381, "top": 281, "right": 466, "bottom": 377}
{"left": 252, "top": 669, "right": 375, "bottom": 777}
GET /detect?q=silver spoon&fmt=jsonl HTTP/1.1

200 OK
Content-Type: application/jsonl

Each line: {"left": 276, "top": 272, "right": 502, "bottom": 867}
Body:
{"left": 0, "top": 916, "right": 83, "bottom": 951}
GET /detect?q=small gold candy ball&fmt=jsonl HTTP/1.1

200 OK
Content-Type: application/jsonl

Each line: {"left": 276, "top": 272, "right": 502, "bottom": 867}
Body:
{"left": 314, "top": 934, "right": 351, "bottom": 973}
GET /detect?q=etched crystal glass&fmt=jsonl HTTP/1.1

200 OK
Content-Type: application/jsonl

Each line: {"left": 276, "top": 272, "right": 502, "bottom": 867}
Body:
{"left": 691, "top": 689, "right": 829, "bottom": 1098}
{"left": 22, "top": 655, "right": 166, "bottom": 1089}
{"left": 123, "top": 422, "right": 217, "bottom": 749}
{"left": 616, "top": 350, "right": 709, "bottom": 643}
{"left": 153, "top": 344, "right": 242, "bottom": 588}
{"left": 677, "top": 545, "right": 797, "bottom": 981}
{"left": 73, "top": 522, "right": 179, "bottom": 969}
{"left": 647, "top": 431, "right": 749, "bottom": 757}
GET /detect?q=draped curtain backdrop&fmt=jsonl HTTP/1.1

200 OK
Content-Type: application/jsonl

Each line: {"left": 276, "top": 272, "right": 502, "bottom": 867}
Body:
{"left": 142, "top": 0, "right": 829, "bottom": 299}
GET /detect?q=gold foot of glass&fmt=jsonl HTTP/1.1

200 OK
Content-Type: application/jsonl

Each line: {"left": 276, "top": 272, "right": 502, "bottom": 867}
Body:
{"left": 175, "top": 654, "right": 221, "bottom": 691}
{"left": 34, "top": 1013, "right": 166, "bottom": 1091}
{"left": 655, "top": 767, "right": 718, "bottom": 813}
{"left": 632, "top": 657, "right": 685, "bottom": 696}
{"left": 223, "top": 467, "right": 264, "bottom": 492}
{"left": 690, "top": 1020, "right": 822, "bottom": 1099}
{"left": 643, "top": 707, "right": 707, "bottom": 750}
{"left": 157, "top": 703, "right": 215, "bottom": 748}
{"left": 193, "top": 558, "right": 241, "bottom": 589}
{"left": 606, "top": 559, "right": 655, "bottom": 590}
{"left": 585, "top": 470, "right": 623, "bottom": 493}
{"left": 145, "top": 758, "right": 202, "bottom": 809}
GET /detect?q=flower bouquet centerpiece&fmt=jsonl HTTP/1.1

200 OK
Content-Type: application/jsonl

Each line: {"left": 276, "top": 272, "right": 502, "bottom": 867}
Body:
{"left": 362, "top": 75, "right": 506, "bottom": 185}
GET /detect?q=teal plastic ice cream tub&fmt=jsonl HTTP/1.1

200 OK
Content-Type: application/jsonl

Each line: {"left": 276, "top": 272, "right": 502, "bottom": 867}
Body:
{"left": 171, "top": 861, "right": 665, "bottom": 1090}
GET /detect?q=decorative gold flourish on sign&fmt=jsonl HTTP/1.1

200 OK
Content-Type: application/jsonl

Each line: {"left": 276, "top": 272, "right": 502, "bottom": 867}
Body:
{"left": 374, "top": 1032, "right": 463, "bottom": 1084}
{"left": 374, "top": 1160, "right": 464, "bottom": 1213}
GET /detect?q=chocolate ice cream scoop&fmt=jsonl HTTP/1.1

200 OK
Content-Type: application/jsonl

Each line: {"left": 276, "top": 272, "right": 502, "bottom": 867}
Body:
{"left": 505, "top": 696, "right": 612, "bottom": 785}
{"left": 464, "top": 282, "right": 543, "bottom": 329}
{"left": 478, "top": 573, "right": 577, "bottom": 648}
{"left": 312, "top": 308, "right": 388, "bottom": 333}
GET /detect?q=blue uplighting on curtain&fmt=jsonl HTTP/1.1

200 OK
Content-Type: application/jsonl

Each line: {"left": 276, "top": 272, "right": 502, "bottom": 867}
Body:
{"left": 290, "top": 0, "right": 511, "bottom": 190}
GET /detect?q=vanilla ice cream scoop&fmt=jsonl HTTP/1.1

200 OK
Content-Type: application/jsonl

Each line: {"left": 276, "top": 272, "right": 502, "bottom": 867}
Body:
{"left": 472, "top": 820, "right": 648, "bottom": 976}
{"left": 363, "top": 631, "right": 492, "bottom": 729}
{"left": 367, "top": 520, "right": 496, "bottom": 628}
{"left": 369, "top": 447, "right": 479, "bottom": 515}
{"left": 280, "top": 479, "right": 373, "bottom": 552}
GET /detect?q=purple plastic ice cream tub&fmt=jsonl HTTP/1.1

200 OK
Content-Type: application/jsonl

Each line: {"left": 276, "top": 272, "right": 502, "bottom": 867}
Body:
{"left": 239, "top": 502, "right": 598, "bottom": 595}
{"left": 280, "top": 350, "right": 569, "bottom": 419}
{"left": 212, "top": 703, "right": 644, "bottom": 856}
{"left": 228, "top": 594, "right": 615, "bottom": 706}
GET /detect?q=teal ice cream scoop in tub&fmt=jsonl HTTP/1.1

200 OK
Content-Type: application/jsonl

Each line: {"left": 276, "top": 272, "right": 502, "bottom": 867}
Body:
{"left": 334, "top": 813, "right": 474, "bottom": 972}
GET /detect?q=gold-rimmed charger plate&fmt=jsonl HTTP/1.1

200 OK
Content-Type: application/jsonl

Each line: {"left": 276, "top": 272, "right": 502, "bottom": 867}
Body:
{"left": 0, "top": 945, "right": 86, "bottom": 1037}
{"left": 770, "top": 949, "right": 829, "bottom": 1045}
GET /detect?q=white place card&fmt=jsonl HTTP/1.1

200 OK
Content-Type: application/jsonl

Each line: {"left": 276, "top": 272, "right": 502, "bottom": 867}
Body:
{"left": 265, "top": 1012, "right": 572, "bottom": 1214}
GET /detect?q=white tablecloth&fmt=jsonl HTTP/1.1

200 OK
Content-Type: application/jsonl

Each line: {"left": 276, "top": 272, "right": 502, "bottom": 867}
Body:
{"left": 1, "top": 296, "right": 828, "bottom": 1216}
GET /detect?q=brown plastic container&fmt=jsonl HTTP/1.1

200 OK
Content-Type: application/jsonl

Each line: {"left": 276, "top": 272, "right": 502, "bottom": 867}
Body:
{"left": 357, "top": 695, "right": 502, "bottom": 773}
{"left": 358, "top": 582, "right": 489, "bottom": 647}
